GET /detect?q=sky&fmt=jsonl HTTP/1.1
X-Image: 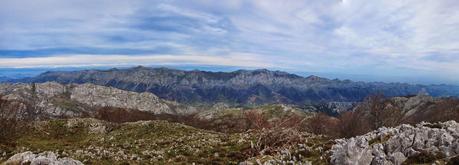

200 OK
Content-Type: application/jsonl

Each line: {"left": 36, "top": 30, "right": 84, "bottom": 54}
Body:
{"left": 1, "top": 0, "right": 459, "bottom": 84}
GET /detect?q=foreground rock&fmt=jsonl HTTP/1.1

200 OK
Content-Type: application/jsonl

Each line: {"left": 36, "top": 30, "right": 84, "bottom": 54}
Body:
{"left": 4, "top": 151, "right": 83, "bottom": 165}
{"left": 330, "top": 120, "right": 459, "bottom": 165}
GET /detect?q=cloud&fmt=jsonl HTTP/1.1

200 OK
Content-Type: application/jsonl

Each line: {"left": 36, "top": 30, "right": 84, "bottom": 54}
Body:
{"left": 0, "top": 0, "right": 459, "bottom": 83}
{"left": 0, "top": 54, "right": 274, "bottom": 69}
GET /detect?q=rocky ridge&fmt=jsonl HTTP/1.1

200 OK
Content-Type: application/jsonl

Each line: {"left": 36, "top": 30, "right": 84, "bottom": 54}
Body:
{"left": 18, "top": 66, "right": 459, "bottom": 105}
{"left": 0, "top": 82, "right": 196, "bottom": 118}
{"left": 330, "top": 120, "right": 459, "bottom": 165}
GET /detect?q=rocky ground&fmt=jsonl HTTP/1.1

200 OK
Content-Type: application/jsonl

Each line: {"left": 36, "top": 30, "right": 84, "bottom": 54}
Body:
{"left": 0, "top": 118, "right": 329, "bottom": 164}
{"left": 330, "top": 120, "right": 459, "bottom": 165}
{"left": 2, "top": 118, "right": 459, "bottom": 164}
{"left": 3, "top": 151, "right": 83, "bottom": 165}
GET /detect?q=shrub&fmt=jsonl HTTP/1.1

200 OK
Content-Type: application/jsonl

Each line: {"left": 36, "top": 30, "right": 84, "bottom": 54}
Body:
{"left": 306, "top": 112, "right": 338, "bottom": 136}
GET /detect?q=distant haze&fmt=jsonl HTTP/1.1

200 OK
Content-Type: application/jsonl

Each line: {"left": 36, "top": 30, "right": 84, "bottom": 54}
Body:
{"left": 0, "top": 65, "right": 456, "bottom": 86}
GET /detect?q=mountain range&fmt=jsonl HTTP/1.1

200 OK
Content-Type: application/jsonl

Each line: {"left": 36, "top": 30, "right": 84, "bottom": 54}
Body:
{"left": 0, "top": 76, "right": 10, "bottom": 82}
{"left": 15, "top": 66, "right": 459, "bottom": 106}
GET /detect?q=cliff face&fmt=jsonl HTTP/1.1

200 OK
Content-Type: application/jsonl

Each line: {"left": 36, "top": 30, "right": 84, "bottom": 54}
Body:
{"left": 18, "top": 67, "right": 459, "bottom": 106}
{"left": 0, "top": 82, "right": 195, "bottom": 118}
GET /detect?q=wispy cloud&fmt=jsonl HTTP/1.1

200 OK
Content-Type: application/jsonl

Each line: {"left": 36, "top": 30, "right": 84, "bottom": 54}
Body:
{"left": 0, "top": 54, "right": 274, "bottom": 69}
{"left": 0, "top": 0, "right": 459, "bottom": 83}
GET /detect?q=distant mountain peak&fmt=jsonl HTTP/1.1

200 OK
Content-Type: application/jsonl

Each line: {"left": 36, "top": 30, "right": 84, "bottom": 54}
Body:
{"left": 306, "top": 75, "right": 328, "bottom": 81}
{"left": 131, "top": 65, "right": 150, "bottom": 70}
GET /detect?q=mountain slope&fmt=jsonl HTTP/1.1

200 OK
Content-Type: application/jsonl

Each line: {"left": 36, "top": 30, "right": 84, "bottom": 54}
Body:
{"left": 0, "top": 76, "right": 10, "bottom": 82}
{"left": 19, "top": 66, "right": 459, "bottom": 106}
{"left": 0, "top": 82, "right": 195, "bottom": 118}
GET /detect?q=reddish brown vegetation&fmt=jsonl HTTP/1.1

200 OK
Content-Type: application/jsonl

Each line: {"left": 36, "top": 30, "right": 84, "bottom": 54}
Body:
{"left": 406, "top": 98, "right": 459, "bottom": 123}
{"left": 242, "top": 110, "right": 310, "bottom": 157}
{"left": 95, "top": 107, "right": 158, "bottom": 123}
{"left": 93, "top": 94, "right": 459, "bottom": 139}
{"left": 244, "top": 110, "right": 270, "bottom": 130}
{"left": 306, "top": 94, "right": 459, "bottom": 138}
{"left": 0, "top": 95, "right": 36, "bottom": 144}
{"left": 306, "top": 112, "right": 339, "bottom": 136}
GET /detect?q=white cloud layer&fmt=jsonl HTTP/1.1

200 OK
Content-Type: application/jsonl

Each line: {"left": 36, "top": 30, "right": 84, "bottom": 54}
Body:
{"left": 0, "top": 54, "right": 273, "bottom": 68}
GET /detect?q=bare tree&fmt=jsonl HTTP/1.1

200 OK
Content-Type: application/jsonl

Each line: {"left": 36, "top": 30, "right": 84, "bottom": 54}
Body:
{"left": 337, "top": 110, "right": 370, "bottom": 138}
{"left": 360, "top": 94, "right": 387, "bottom": 130}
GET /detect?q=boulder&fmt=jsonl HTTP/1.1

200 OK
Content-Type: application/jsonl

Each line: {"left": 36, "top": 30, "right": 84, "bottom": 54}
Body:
{"left": 4, "top": 151, "right": 83, "bottom": 165}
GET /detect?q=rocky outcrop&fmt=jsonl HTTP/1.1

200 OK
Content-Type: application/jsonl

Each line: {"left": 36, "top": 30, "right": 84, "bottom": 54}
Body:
{"left": 65, "top": 118, "right": 115, "bottom": 134}
{"left": 330, "top": 121, "right": 459, "bottom": 165}
{"left": 18, "top": 66, "right": 459, "bottom": 106}
{"left": 391, "top": 93, "right": 434, "bottom": 118}
{"left": 70, "top": 83, "right": 190, "bottom": 114}
{"left": 303, "top": 101, "right": 356, "bottom": 116}
{"left": 3, "top": 151, "right": 83, "bottom": 165}
{"left": 0, "top": 82, "right": 196, "bottom": 118}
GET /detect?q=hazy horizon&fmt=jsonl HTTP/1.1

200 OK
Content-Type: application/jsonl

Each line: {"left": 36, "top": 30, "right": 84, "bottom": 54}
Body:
{"left": 0, "top": 65, "right": 457, "bottom": 86}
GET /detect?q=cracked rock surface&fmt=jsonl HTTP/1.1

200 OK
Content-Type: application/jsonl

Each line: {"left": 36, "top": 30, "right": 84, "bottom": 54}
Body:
{"left": 330, "top": 120, "right": 459, "bottom": 165}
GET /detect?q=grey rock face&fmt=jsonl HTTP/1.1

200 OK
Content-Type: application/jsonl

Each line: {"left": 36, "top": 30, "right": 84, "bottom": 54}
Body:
{"left": 70, "top": 83, "right": 187, "bottom": 114}
{"left": 4, "top": 151, "right": 83, "bottom": 165}
{"left": 330, "top": 121, "right": 459, "bottom": 165}
{"left": 303, "top": 101, "right": 356, "bottom": 116}
{"left": 0, "top": 82, "right": 195, "bottom": 118}
{"left": 65, "top": 118, "right": 114, "bottom": 134}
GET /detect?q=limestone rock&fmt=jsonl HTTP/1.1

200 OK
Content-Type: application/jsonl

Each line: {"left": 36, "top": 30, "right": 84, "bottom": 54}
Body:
{"left": 330, "top": 121, "right": 459, "bottom": 165}
{"left": 0, "top": 82, "right": 196, "bottom": 118}
{"left": 4, "top": 151, "right": 83, "bottom": 165}
{"left": 70, "top": 83, "right": 183, "bottom": 114}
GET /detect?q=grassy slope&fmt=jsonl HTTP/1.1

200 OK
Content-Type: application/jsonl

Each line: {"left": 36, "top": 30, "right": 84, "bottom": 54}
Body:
{"left": 0, "top": 118, "right": 330, "bottom": 164}
{"left": 1, "top": 119, "right": 255, "bottom": 164}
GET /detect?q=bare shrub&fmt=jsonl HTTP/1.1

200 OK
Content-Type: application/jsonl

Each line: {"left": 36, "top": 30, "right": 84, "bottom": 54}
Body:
{"left": 420, "top": 98, "right": 459, "bottom": 123}
{"left": 244, "top": 110, "right": 311, "bottom": 157}
{"left": 306, "top": 112, "right": 339, "bottom": 136}
{"left": 247, "top": 127, "right": 306, "bottom": 157}
{"left": 332, "top": 94, "right": 405, "bottom": 138}
{"left": 336, "top": 110, "right": 370, "bottom": 138}
{"left": 244, "top": 110, "right": 271, "bottom": 130}
{"left": 356, "top": 94, "right": 387, "bottom": 130}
